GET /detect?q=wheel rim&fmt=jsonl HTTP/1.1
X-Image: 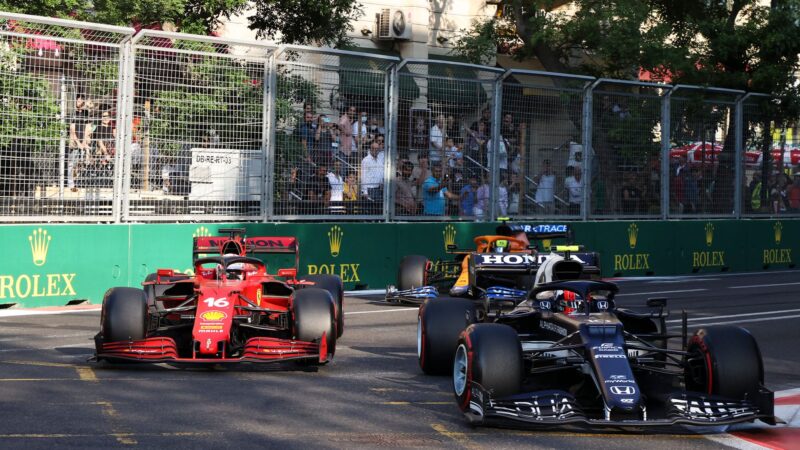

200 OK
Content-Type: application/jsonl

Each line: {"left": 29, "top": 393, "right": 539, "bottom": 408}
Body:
{"left": 453, "top": 344, "right": 468, "bottom": 396}
{"left": 417, "top": 318, "right": 422, "bottom": 359}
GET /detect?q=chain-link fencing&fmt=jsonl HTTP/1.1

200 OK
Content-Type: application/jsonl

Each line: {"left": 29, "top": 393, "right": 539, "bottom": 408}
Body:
{"left": 668, "top": 87, "right": 743, "bottom": 217}
{"left": 0, "top": 12, "right": 133, "bottom": 221}
{"left": 589, "top": 80, "right": 668, "bottom": 218}
{"left": 499, "top": 70, "right": 593, "bottom": 219}
{"left": 392, "top": 59, "right": 503, "bottom": 220}
{"left": 124, "top": 30, "right": 272, "bottom": 221}
{"left": 2, "top": 12, "right": 795, "bottom": 223}
{"left": 271, "top": 47, "right": 396, "bottom": 220}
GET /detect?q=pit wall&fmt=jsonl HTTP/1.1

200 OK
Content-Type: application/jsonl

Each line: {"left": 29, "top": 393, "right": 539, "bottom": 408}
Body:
{"left": 3, "top": 220, "right": 797, "bottom": 308}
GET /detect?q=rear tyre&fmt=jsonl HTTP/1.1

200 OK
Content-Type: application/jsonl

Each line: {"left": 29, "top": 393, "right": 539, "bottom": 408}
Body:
{"left": 398, "top": 255, "right": 429, "bottom": 291}
{"left": 418, "top": 298, "right": 477, "bottom": 375}
{"left": 292, "top": 288, "right": 337, "bottom": 363}
{"left": 454, "top": 323, "right": 523, "bottom": 413}
{"left": 300, "top": 274, "right": 344, "bottom": 338}
{"left": 685, "top": 326, "right": 763, "bottom": 399}
{"left": 101, "top": 287, "right": 147, "bottom": 342}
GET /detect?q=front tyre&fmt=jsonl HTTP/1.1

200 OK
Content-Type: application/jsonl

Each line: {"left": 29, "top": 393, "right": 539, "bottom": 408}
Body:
{"left": 100, "top": 287, "right": 147, "bottom": 343}
{"left": 685, "top": 326, "right": 764, "bottom": 399}
{"left": 300, "top": 274, "right": 344, "bottom": 337}
{"left": 418, "top": 298, "right": 477, "bottom": 375}
{"left": 398, "top": 255, "right": 429, "bottom": 291}
{"left": 454, "top": 323, "right": 522, "bottom": 413}
{"left": 292, "top": 288, "right": 337, "bottom": 363}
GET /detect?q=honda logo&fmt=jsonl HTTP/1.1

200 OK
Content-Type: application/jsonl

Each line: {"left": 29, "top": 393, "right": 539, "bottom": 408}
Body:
{"left": 596, "top": 300, "right": 609, "bottom": 310}
{"left": 610, "top": 385, "right": 636, "bottom": 395}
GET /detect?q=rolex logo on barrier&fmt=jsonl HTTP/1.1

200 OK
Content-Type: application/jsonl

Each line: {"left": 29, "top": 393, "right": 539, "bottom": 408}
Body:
{"left": 443, "top": 224, "right": 456, "bottom": 251}
{"left": 329, "top": 225, "right": 343, "bottom": 257}
{"left": 764, "top": 221, "right": 792, "bottom": 265}
{"left": 542, "top": 239, "right": 552, "bottom": 250}
{"left": 693, "top": 222, "right": 725, "bottom": 268}
{"left": 193, "top": 226, "right": 212, "bottom": 238}
{"left": 614, "top": 223, "right": 650, "bottom": 272}
{"left": 29, "top": 228, "right": 51, "bottom": 267}
{"left": 705, "top": 222, "right": 714, "bottom": 247}
{"left": 1, "top": 228, "right": 77, "bottom": 300}
{"left": 628, "top": 223, "right": 639, "bottom": 249}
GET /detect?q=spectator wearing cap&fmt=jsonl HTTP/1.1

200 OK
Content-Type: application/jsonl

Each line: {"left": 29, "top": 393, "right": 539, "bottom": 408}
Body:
{"left": 422, "top": 163, "right": 458, "bottom": 216}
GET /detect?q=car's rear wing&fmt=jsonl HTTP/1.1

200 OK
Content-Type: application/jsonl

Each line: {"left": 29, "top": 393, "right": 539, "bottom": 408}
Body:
{"left": 193, "top": 236, "right": 298, "bottom": 257}
{"left": 504, "top": 224, "right": 574, "bottom": 242}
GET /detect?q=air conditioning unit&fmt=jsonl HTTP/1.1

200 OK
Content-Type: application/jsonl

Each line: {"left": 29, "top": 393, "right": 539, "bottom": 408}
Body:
{"left": 374, "top": 9, "right": 412, "bottom": 40}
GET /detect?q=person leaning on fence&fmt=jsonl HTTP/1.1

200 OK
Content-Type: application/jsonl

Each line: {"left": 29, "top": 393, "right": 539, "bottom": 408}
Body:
{"left": 67, "top": 96, "right": 91, "bottom": 192}
{"left": 422, "top": 163, "right": 458, "bottom": 216}
{"left": 394, "top": 160, "right": 417, "bottom": 215}
{"left": 94, "top": 110, "right": 116, "bottom": 188}
{"left": 564, "top": 165, "right": 583, "bottom": 215}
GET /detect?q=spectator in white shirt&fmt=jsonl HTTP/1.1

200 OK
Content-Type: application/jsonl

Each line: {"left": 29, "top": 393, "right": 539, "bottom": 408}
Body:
{"left": 429, "top": 115, "right": 445, "bottom": 164}
{"left": 360, "top": 141, "right": 385, "bottom": 201}
{"left": 486, "top": 135, "right": 509, "bottom": 171}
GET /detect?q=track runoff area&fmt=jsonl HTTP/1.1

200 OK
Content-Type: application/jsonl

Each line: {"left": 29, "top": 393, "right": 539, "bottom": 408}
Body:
{"left": 0, "top": 271, "right": 797, "bottom": 449}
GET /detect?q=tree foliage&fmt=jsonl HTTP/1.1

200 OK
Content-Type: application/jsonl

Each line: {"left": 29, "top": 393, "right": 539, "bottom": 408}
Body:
{"left": 453, "top": 1, "right": 800, "bottom": 106}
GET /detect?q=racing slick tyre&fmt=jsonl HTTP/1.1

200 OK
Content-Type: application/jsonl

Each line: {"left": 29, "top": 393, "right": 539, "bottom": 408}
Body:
{"left": 101, "top": 287, "right": 147, "bottom": 342}
{"left": 685, "top": 326, "right": 764, "bottom": 399}
{"left": 300, "top": 274, "right": 344, "bottom": 338}
{"left": 454, "top": 323, "right": 522, "bottom": 413}
{"left": 398, "top": 255, "right": 429, "bottom": 291}
{"left": 292, "top": 288, "right": 337, "bottom": 363}
{"left": 418, "top": 298, "right": 477, "bottom": 375}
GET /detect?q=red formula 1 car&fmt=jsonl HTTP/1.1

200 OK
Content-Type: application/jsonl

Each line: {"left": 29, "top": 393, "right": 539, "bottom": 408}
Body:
{"left": 94, "top": 229, "right": 343, "bottom": 366}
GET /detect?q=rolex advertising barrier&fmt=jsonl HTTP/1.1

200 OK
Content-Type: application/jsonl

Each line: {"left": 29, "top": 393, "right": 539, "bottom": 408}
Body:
{"left": 3, "top": 220, "right": 798, "bottom": 308}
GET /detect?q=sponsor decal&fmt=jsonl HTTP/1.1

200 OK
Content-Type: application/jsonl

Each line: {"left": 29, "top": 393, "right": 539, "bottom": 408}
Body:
{"left": 1, "top": 228, "right": 78, "bottom": 301}
{"left": 479, "top": 254, "right": 536, "bottom": 265}
{"left": 596, "top": 300, "right": 609, "bottom": 310}
{"left": 692, "top": 222, "right": 726, "bottom": 268}
{"left": 542, "top": 239, "right": 552, "bottom": 249}
{"left": 199, "top": 324, "right": 225, "bottom": 333}
{"left": 29, "top": 228, "right": 51, "bottom": 266}
{"left": 610, "top": 385, "right": 636, "bottom": 395}
{"left": 200, "top": 310, "right": 227, "bottom": 322}
{"left": 541, "top": 321, "right": 567, "bottom": 337}
{"left": 192, "top": 226, "right": 212, "bottom": 238}
{"left": 538, "top": 300, "right": 552, "bottom": 310}
{"left": 614, "top": 223, "right": 651, "bottom": 271}
{"left": 595, "top": 354, "right": 627, "bottom": 359}
{"left": 328, "top": 225, "right": 343, "bottom": 257}
{"left": 443, "top": 224, "right": 456, "bottom": 251}
{"left": 604, "top": 375, "right": 632, "bottom": 384}
{"left": 763, "top": 221, "right": 792, "bottom": 265}
{"left": 515, "top": 224, "right": 568, "bottom": 234}
{"left": 593, "top": 343, "right": 619, "bottom": 352}
{"left": 620, "top": 398, "right": 635, "bottom": 404}
{"left": 306, "top": 263, "right": 360, "bottom": 283}
{"left": 256, "top": 288, "right": 262, "bottom": 307}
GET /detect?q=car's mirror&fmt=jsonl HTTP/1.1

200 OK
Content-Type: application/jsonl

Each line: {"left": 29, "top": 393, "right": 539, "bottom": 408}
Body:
{"left": 647, "top": 297, "right": 667, "bottom": 308}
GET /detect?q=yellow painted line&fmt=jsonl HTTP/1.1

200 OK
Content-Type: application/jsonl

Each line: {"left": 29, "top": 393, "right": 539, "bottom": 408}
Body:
{"left": 382, "top": 401, "right": 451, "bottom": 405}
{"left": 75, "top": 366, "right": 98, "bottom": 382}
{"left": 96, "top": 401, "right": 136, "bottom": 445}
{"left": 430, "top": 423, "right": 481, "bottom": 450}
{"left": 1, "top": 360, "right": 75, "bottom": 368}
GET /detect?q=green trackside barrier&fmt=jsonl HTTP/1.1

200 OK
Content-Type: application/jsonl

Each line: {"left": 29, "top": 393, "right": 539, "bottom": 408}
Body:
{"left": 2, "top": 220, "right": 797, "bottom": 308}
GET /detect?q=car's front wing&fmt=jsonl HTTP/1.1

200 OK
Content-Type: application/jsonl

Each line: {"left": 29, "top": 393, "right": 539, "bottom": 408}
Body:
{"left": 465, "top": 386, "right": 779, "bottom": 428}
{"left": 95, "top": 335, "right": 328, "bottom": 364}
{"left": 385, "top": 285, "right": 439, "bottom": 304}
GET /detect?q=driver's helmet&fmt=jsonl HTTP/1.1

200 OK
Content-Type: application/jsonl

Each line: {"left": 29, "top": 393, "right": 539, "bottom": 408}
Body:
{"left": 222, "top": 253, "right": 246, "bottom": 280}
{"left": 492, "top": 239, "right": 510, "bottom": 253}
{"left": 557, "top": 290, "right": 584, "bottom": 314}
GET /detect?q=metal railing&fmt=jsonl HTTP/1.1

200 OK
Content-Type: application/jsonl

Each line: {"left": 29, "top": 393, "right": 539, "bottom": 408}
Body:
{"left": 1, "top": 12, "right": 798, "bottom": 223}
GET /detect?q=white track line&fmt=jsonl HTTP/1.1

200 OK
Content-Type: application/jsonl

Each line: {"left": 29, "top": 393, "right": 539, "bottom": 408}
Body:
{"left": 666, "top": 308, "right": 800, "bottom": 324}
{"left": 668, "top": 314, "right": 800, "bottom": 328}
{"left": 729, "top": 282, "right": 800, "bottom": 289}
{"left": 345, "top": 307, "right": 418, "bottom": 316}
{"left": 0, "top": 307, "right": 101, "bottom": 318}
{"left": 616, "top": 288, "right": 707, "bottom": 297}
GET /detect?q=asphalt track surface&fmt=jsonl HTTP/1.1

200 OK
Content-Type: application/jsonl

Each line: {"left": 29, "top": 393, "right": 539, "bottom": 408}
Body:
{"left": 0, "top": 271, "right": 798, "bottom": 449}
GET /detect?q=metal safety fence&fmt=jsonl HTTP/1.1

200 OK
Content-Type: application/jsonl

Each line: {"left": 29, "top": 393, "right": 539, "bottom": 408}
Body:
{"left": 1, "top": 11, "right": 798, "bottom": 223}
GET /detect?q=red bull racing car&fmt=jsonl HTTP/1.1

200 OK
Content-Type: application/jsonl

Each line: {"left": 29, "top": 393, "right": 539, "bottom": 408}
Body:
{"left": 386, "top": 223, "right": 600, "bottom": 305}
{"left": 94, "top": 229, "right": 343, "bottom": 366}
